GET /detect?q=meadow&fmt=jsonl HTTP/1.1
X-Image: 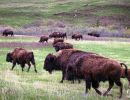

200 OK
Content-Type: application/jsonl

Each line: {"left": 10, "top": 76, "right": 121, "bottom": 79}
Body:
{"left": 0, "top": 36, "right": 130, "bottom": 100}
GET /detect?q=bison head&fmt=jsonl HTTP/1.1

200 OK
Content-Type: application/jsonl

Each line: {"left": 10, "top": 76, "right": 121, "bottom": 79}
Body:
{"left": 6, "top": 53, "right": 13, "bottom": 62}
{"left": 44, "top": 54, "right": 57, "bottom": 74}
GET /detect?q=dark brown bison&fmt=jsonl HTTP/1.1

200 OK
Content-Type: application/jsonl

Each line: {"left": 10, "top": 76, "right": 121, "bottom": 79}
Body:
{"left": 6, "top": 48, "right": 37, "bottom": 73}
{"left": 49, "top": 32, "right": 67, "bottom": 39}
{"left": 88, "top": 32, "right": 100, "bottom": 37}
{"left": 2, "top": 29, "right": 13, "bottom": 36}
{"left": 53, "top": 38, "right": 64, "bottom": 45}
{"left": 49, "top": 32, "right": 59, "bottom": 38}
{"left": 43, "top": 49, "right": 96, "bottom": 83}
{"left": 53, "top": 42, "right": 73, "bottom": 52}
{"left": 65, "top": 54, "right": 128, "bottom": 98}
{"left": 39, "top": 36, "right": 49, "bottom": 43}
{"left": 59, "top": 32, "right": 67, "bottom": 39}
{"left": 71, "top": 34, "right": 83, "bottom": 40}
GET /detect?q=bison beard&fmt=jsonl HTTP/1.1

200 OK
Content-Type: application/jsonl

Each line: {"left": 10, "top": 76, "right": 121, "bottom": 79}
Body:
{"left": 65, "top": 54, "right": 128, "bottom": 98}
{"left": 6, "top": 48, "right": 37, "bottom": 73}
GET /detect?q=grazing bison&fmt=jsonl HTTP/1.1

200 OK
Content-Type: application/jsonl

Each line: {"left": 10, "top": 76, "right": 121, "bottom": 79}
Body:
{"left": 2, "top": 29, "right": 13, "bottom": 36}
{"left": 49, "top": 32, "right": 59, "bottom": 38}
{"left": 53, "top": 38, "right": 64, "bottom": 45}
{"left": 49, "top": 32, "right": 67, "bottom": 39}
{"left": 88, "top": 32, "right": 100, "bottom": 37}
{"left": 6, "top": 48, "right": 37, "bottom": 73}
{"left": 44, "top": 49, "right": 96, "bottom": 83}
{"left": 59, "top": 32, "right": 67, "bottom": 39}
{"left": 53, "top": 42, "right": 73, "bottom": 52}
{"left": 72, "top": 34, "right": 83, "bottom": 40}
{"left": 39, "top": 36, "right": 49, "bottom": 43}
{"left": 65, "top": 54, "right": 128, "bottom": 98}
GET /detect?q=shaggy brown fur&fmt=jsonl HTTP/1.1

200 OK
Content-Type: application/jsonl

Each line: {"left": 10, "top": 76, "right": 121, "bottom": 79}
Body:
{"left": 3, "top": 29, "right": 13, "bottom": 36}
{"left": 53, "top": 42, "right": 73, "bottom": 52}
{"left": 65, "top": 54, "right": 128, "bottom": 98}
{"left": 71, "top": 34, "right": 83, "bottom": 40}
{"left": 39, "top": 36, "right": 49, "bottom": 43}
{"left": 53, "top": 38, "right": 64, "bottom": 45}
{"left": 44, "top": 49, "right": 96, "bottom": 83}
{"left": 6, "top": 48, "right": 37, "bottom": 73}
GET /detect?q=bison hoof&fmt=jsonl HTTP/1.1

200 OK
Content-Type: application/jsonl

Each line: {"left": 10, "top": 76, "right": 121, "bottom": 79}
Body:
{"left": 35, "top": 70, "right": 37, "bottom": 73}
{"left": 103, "top": 93, "right": 113, "bottom": 97}
{"left": 60, "top": 81, "right": 63, "bottom": 83}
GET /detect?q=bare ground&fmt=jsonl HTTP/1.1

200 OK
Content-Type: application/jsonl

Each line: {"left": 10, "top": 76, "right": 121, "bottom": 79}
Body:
{"left": 0, "top": 42, "right": 52, "bottom": 48}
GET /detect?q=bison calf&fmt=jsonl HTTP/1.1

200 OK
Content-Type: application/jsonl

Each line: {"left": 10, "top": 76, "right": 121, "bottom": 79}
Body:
{"left": 6, "top": 48, "right": 37, "bottom": 73}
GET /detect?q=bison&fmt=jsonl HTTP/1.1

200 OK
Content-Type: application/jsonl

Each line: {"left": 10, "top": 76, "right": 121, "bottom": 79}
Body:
{"left": 71, "top": 34, "right": 83, "bottom": 40}
{"left": 6, "top": 48, "right": 37, "bottom": 73}
{"left": 44, "top": 49, "right": 96, "bottom": 83}
{"left": 65, "top": 54, "right": 128, "bottom": 98}
{"left": 53, "top": 42, "right": 73, "bottom": 52}
{"left": 53, "top": 38, "right": 64, "bottom": 45}
{"left": 59, "top": 32, "right": 67, "bottom": 39}
{"left": 88, "top": 32, "right": 100, "bottom": 37}
{"left": 39, "top": 36, "right": 49, "bottom": 43}
{"left": 49, "top": 32, "right": 67, "bottom": 39}
{"left": 49, "top": 32, "right": 59, "bottom": 38}
{"left": 2, "top": 29, "right": 13, "bottom": 36}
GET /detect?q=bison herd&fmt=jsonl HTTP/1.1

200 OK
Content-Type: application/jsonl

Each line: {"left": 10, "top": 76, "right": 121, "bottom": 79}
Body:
{"left": 4, "top": 29, "right": 129, "bottom": 98}
{"left": 6, "top": 47, "right": 130, "bottom": 98}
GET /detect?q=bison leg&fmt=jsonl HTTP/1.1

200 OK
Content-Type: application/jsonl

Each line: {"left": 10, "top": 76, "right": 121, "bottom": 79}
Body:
{"left": 60, "top": 71, "right": 65, "bottom": 83}
{"left": 27, "top": 63, "right": 31, "bottom": 72}
{"left": 92, "top": 81, "right": 102, "bottom": 95}
{"left": 103, "top": 80, "right": 114, "bottom": 96}
{"left": 115, "top": 80, "right": 123, "bottom": 98}
{"left": 85, "top": 75, "right": 92, "bottom": 94}
{"left": 85, "top": 80, "right": 91, "bottom": 94}
{"left": 30, "top": 60, "right": 37, "bottom": 73}
{"left": 21, "top": 64, "right": 25, "bottom": 72}
{"left": 11, "top": 61, "right": 16, "bottom": 70}
{"left": 33, "top": 64, "right": 37, "bottom": 73}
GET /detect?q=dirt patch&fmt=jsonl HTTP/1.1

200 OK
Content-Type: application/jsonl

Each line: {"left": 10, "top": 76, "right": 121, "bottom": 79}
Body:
{"left": 0, "top": 42, "right": 52, "bottom": 48}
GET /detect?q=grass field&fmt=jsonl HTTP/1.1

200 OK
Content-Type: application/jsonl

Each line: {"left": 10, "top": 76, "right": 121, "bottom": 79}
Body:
{"left": 0, "top": 0, "right": 129, "bottom": 27}
{"left": 0, "top": 36, "right": 130, "bottom": 100}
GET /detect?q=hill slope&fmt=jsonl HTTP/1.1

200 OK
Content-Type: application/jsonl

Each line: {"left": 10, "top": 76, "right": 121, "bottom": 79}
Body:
{"left": 0, "top": 0, "right": 129, "bottom": 28}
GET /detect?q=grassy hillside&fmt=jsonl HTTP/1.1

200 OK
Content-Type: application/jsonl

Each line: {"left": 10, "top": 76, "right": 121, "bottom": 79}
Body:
{"left": 0, "top": 0, "right": 129, "bottom": 28}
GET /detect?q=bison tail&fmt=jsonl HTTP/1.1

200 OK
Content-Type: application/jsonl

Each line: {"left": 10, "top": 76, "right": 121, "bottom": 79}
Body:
{"left": 120, "top": 63, "right": 128, "bottom": 77}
